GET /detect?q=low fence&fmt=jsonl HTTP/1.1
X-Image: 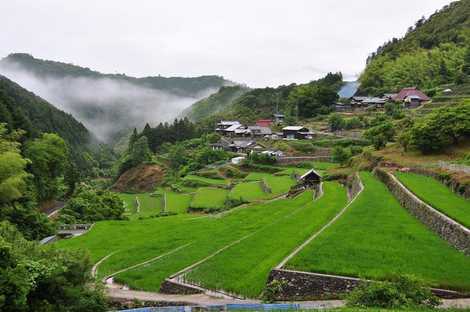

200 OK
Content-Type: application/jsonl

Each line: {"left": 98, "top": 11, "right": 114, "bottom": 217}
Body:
{"left": 374, "top": 168, "right": 470, "bottom": 255}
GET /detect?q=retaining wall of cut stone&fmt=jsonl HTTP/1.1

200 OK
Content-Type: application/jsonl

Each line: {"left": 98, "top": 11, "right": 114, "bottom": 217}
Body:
{"left": 374, "top": 168, "right": 470, "bottom": 255}
{"left": 267, "top": 269, "right": 466, "bottom": 300}
{"left": 277, "top": 156, "right": 332, "bottom": 165}
{"left": 347, "top": 173, "right": 362, "bottom": 201}
{"left": 159, "top": 279, "right": 204, "bottom": 295}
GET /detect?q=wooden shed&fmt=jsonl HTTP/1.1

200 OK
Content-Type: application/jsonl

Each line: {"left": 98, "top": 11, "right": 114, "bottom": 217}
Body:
{"left": 298, "top": 169, "right": 322, "bottom": 187}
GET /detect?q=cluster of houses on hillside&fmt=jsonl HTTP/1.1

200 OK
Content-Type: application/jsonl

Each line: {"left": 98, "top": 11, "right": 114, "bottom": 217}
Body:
{"left": 212, "top": 114, "right": 313, "bottom": 155}
{"left": 336, "top": 87, "right": 431, "bottom": 111}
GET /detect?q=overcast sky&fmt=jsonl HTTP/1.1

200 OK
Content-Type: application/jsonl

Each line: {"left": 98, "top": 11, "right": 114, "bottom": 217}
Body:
{"left": 0, "top": 0, "right": 453, "bottom": 87}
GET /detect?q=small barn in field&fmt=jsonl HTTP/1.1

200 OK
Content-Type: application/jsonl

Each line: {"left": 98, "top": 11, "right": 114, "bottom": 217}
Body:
{"left": 298, "top": 169, "right": 322, "bottom": 187}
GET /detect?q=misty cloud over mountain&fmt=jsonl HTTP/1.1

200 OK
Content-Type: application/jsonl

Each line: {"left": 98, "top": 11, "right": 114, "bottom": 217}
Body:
{"left": 0, "top": 55, "right": 227, "bottom": 142}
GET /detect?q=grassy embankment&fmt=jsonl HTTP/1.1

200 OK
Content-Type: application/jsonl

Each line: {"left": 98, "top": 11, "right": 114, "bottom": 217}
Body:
{"left": 395, "top": 172, "right": 470, "bottom": 228}
{"left": 286, "top": 172, "right": 470, "bottom": 292}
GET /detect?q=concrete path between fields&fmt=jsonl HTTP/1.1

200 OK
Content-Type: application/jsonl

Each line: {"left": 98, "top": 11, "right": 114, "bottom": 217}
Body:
{"left": 106, "top": 286, "right": 470, "bottom": 309}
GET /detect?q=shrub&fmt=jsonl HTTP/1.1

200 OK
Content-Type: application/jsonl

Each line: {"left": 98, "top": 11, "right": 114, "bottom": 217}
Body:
{"left": 245, "top": 152, "right": 277, "bottom": 165}
{"left": 364, "top": 121, "right": 395, "bottom": 150}
{"left": 329, "top": 113, "right": 345, "bottom": 131}
{"left": 262, "top": 279, "right": 287, "bottom": 303}
{"left": 289, "top": 141, "right": 316, "bottom": 153}
{"left": 332, "top": 146, "right": 351, "bottom": 165}
{"left": 408, "top": 101, "right": 470, "bottom": 153}
{"left": 346, "top": 276, "right": 441, "bottom": 309}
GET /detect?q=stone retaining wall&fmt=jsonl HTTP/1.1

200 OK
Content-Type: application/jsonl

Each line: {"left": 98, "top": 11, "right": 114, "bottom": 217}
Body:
{"left": 267, "top": 269, "right": 360, "bottom": 300}
{"left": 277, "top": 156, "right": 332, "bottom": 165}
{"left": 159, "top": 279, "right": 204, "bottom": 295}
{"left": 374, "top": 168, "right": 470, "bottom": 255}
{"left": 267, "top": 269, "right": 466, "bottom": 300}
{"left": 347, "top": 173, "right": 362, "bottom": 201}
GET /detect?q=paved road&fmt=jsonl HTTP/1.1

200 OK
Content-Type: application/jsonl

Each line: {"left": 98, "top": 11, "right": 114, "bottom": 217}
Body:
{"left": 106, "top": 286, "right": 345, "bottom": 308}
{"left": 44, "top": 201, "right": 65, "bottom": 218}
{"left": 106, "top": 285, "right": 470, "bottom": 309}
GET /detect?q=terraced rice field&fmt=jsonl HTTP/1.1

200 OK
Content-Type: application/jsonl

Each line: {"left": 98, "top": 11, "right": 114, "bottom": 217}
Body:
{"left": 286, "top": 172, "right": 470, "bottom": 292}
{"left": 244, "top": 173, "right": 296, "bottom": 196}
{"left": 183, "top": 175, "right": 229, "bottom": 187}
{"left": 229, "top": 181, "right": 266, "bottom": 202}
{"left": 57, "top": 188, "right": 328, "bottom": 292}
{"left": 186, "top": 182, "right": 348, "bottom": 297}
{"left": 395, "top": 172, "right": 470, "bottom": 228}
{"left": 164, "top": 191, "right": 193, "bottom": 214}
{"left": 190, "top": 187, "right": 229, "bottom": 211}
{"left": 119, "top": 193, "right": 163, "bottom": 219}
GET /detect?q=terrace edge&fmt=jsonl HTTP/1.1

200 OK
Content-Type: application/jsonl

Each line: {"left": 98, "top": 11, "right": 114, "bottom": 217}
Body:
{"left": 374, "top": 168, "right": 470, "bottom": 255}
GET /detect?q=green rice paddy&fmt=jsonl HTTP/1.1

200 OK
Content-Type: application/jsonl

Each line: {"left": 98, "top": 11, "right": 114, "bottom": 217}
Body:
{"left": 395, "top": 172, "right": 470, "bottom": 228}
{"left": 190, "top": 187, "right": 229, "bottom": 211}
{"left": 186, "top": 182, "right": 348, "bottom": 297}
{"left": 286, "top": 172, "right": 470, "bottom": 292}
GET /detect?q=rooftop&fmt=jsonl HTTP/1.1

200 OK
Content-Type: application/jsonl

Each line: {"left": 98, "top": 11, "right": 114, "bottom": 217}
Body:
{"left": 283, "top": 126, "right": 307, "bottom": 131}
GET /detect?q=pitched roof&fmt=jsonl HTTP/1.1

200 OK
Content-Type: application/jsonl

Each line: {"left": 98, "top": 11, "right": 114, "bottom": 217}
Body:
{"left": 248, "top": 126, "right": 272, "bottom": 135}
{"left": 392, "top": 87, "right": 430, "bottom": 101}
{"left": 282, "top": 126, "right": 307, "bottom": 131}
{"left": 225, "top": 124, "right": 242, "bottom": 132}
{"left": 299, "top": 169, "right": 322, "bottom": 181}
{"left": 218, "top": 121, "right": 241, "bottom": 126}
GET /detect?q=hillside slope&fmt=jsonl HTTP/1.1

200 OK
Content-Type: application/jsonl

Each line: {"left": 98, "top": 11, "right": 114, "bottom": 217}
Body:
{"left": 0, "top": 74, "right": 91, "bottom": 148}
{"left": 0, "top": 53, "right": 232, "bottom": 141}
{"left": 181, "top": 85, "right": 250, "bottom": 122}
{"left": 360, "top": 0, "right": 470, "bottom": 95}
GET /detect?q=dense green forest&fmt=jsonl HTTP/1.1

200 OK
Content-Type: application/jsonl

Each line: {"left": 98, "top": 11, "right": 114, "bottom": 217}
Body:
{"left": 182, "top": 85, "right": 250, "bottom": 122}
{"left": 185, "top": 72, "right": 343, "bottom": 124}
{"left": 0, "top": 75, "right": 91, "bottom": 148}
{"left": 1, "top": 53, "right": 230, "bottom": 97}
{"left": 360, "top": 0, "right": 470, "bottom": 95}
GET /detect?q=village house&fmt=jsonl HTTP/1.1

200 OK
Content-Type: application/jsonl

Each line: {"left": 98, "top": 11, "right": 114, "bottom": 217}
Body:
{"left": 350, "top": 96, "right": 388, "bottom": 109}
{"left": 392, "top": 87, "right": 430, "bottom": 108}
{"left": 256, "top": 119, "right": 273, "bottom": 128}
{"left": 335, "top": 103, "right": 352, "bottom": 112}
{"left": 211, "top": 137, "right": 264, "bottom": 154}
{"left": 273, "top": 113, "right": 285, "bottom": 124}
{"left": 248, "top": 125, "right": 272, "bottom": 137}
{"left": 282, "top": 126, "right": 312, "bottom": 140}
{"left": 215, "top": 121, "right": 242, "bottom": 136}
{"left": 362, "top": 97, "right": 387, "bottom": 108}
{"left": 229, "top": 140, "right": 264, "bottom": 153}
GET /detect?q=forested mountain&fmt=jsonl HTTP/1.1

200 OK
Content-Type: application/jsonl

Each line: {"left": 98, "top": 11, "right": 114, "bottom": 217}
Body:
{"left": 197, "top": 72, "right": 343, "bottom": 123}
{"left": 360, "top": 0, "right": 470, "bottom": 95}
{"left": 0, "top": 74, "right": 91, "bottom": 148}
{"left": 0, "top": 53, "right": 232, "bottom": 142}
{"left": 181, "top": 85, "right": 250, "bottom": 122}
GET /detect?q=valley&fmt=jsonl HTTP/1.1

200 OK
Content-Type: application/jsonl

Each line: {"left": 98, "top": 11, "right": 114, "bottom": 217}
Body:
{"left": 0, "top": 1, "right": 470, "bottom": 312}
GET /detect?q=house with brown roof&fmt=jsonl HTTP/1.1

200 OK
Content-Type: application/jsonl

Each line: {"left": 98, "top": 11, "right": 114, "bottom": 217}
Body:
{"left": 392, "top": 87, "right": 430, "bottom": 108}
